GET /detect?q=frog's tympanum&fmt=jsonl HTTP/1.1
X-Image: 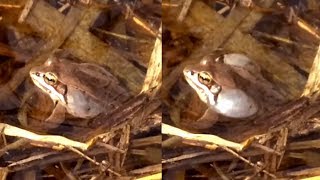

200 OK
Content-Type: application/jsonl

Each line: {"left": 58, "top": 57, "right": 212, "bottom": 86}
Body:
{"left": 183, "top": 51, "right": 285, "bottom": 129}
{"left": 29, "top": 55, "right": 130, "bottom": 128}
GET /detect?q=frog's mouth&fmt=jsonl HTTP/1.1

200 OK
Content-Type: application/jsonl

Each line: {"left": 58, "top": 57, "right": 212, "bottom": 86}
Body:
{"left": 183, "top": 70, "right": 216, "bottom": 106}
{"left": 30, "top": 71, "right": 66, "bottom": 104}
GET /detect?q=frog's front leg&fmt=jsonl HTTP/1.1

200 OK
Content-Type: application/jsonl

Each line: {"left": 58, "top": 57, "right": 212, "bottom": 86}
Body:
{"left": 44, "top": 102, "right": 66, "bottom": 129}
{"left": 192, "top": 109, "right": 219, "bottom": 129}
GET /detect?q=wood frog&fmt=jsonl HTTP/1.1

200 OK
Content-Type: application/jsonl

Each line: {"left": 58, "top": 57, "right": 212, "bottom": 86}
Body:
{"left": 183, "top": 51, "right": 285, "bottom": 129}
{"left": 29, "top": 54, "right": 130, "bottom": 128}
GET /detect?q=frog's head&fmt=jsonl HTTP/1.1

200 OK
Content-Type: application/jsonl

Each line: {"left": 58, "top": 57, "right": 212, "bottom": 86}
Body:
{"left": 30, "top": 57, "right": 67, "bottom": 105}
{"left": 183, "top": 53, "right": 236, "bottom": 106}
{"left": 183, "top": 66, "right": 221, "bottom": 106}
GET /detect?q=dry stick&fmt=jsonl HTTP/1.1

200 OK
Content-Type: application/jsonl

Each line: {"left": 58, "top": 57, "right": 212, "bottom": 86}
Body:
{"left": 302, "top": 44, "right": 320, "bottom": 99}
{"left": 96, "top": 142, "right": 125, "bottom": 153}
{"left": 125, "top": 3, "right": 159, "bottom": 38}
{"left": 120, "top": 125, "right": 130, "bottom": 168}
{"left": 141, "top": 24, "right": 162, "bottom": 96}
{"left": 0, "top": 4, "right": 21, "bottom": 9}
{"left": 177, "top": 0, "right": 193, "bottom": 22}
{"left": 18, "top": 0, "right": 35, "bottom": 23}
{"left": 8, "top": 148, "right": 107, "bottom": 172}
{"left": 288, "top": 139, "right": 320, "bottom": 150}
{"left": 280, "top": 167, "right": 320, "bottom": 177}
{"left": 163, "top": 150, "right": 264, "bottom": 170}
{"left": 162, "top": 2, "right": 180, "bottom": 7}
{"left": 93, "top": 28, "right": 150, "bottom": 43}
{"left": 8, "top": 151, "right": 57, "bottom": 168}
{"left": 66, "top": 146, "right": 121, "bottom": 177}
{"left": 131, "top": 135, "right": 162, "bottom": 148}
{"left": 219, "top": 146, "right": 277, "bottom": 179}
{"left": 162, "top": 123, "right": 244, "bottom": 151}
{"left": 276, "top": 128, "right": 288, "bottom": 170}
{"left": 252, "top": 30, "right": 316, "bottom": 50}
{"left": 0, "top": 123, "right": 88, "bottom": 150}
{"left": 58, "top": 2, "right": 71, "bottom": 13}
{"left": 0, "top": 139, "right": 30, "bottom": 157}
{"left": 162, "top": 151, "right": 211, "bottom": 164}
{"left": 251, "top": 143, "right": 281, "bottom": 156}
{"left": 295, "top": 16, "right": 320, "bottom": 40}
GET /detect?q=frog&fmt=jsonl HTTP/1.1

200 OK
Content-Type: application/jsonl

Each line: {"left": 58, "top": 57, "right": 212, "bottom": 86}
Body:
{"left": 183, "top": 51, "right": 285, "bottom": 129}
{"left": 29, "top": 54, "right": 130, "bottom": 128}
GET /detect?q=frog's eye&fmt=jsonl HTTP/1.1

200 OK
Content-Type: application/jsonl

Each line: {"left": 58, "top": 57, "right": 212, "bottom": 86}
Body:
{"left": 198, "top": 71, "right": 212, "bottom": 86}
{"left": 44, "top": 72, "right": 58, "bottom": 85}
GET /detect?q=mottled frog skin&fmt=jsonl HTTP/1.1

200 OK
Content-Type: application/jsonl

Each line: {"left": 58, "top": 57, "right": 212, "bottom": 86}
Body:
{"left": 30, "top": 54, "right": 130, "bottom": 128}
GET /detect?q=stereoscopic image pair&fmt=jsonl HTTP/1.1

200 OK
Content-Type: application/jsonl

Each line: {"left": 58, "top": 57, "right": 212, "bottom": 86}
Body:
{"left": 0, "top": 0, "right": 319, "bottom": 179}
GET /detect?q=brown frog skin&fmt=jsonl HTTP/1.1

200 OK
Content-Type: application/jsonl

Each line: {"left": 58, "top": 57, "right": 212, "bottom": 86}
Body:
{"left": 183, "top": 51, "right": 285, "bottom": 129}
{"left": 29, "top": 55, "right": 130, "bottom": 128}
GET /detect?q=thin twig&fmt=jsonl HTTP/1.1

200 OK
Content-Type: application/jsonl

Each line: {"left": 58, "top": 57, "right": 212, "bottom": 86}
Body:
{"left": 177, "top": 0, "right": 193, "bottom": 22}
{"left": 66, "top": 146, "right": 121, "bottom": 177}
{"left": 0, "top": 4, "right": 22, "bottom": 9}
{"left": 18, "top": 0, "right": 34, "bottom": 23}
{"left": 220, "top": 146, "right": 277, "bottom": 179}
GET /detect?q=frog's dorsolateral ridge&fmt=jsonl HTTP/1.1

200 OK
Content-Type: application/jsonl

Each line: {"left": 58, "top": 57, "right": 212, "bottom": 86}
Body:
{"left": 183, "top": 52, "right": 285, "bottom": 128}
{"left": 30, "top": 55, "right": 130, "bottom": 128}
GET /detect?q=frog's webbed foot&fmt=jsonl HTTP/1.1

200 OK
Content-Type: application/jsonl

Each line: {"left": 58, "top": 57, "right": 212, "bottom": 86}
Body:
{"left": 44, "top": 102, "right": 66, "bottom": 129}
{"left": 192, "top": 109, "right": 219, "bottom": 129}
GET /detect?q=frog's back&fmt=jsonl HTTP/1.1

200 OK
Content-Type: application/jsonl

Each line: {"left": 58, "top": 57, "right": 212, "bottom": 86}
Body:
{"left": 52, "top": 58, "right": 131, "bottom": 111}
{"left": 73, "top": 62, "right": 131, "bottom": 109}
